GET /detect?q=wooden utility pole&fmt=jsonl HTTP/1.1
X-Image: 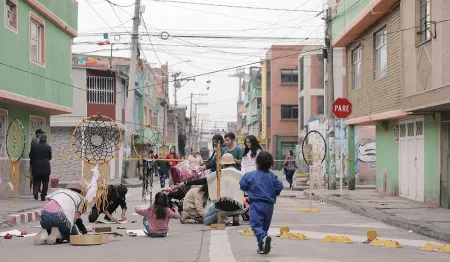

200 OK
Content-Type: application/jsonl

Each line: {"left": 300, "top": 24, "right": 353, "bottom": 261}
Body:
{"left": 326, "top": 7, "right": 336, "bottom": 190}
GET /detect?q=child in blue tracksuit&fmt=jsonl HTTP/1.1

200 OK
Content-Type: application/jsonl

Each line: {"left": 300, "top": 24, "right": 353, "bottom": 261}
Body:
{"left": 239, "top": 151, "right": 283, "bottom": 255}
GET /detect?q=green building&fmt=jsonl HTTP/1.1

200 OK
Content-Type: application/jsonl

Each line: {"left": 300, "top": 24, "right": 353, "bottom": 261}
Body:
{"left": 0, "top": 0, "right": 78, "bottom": 198}
{"left": 331, "top": 0, "right": 450, "bottom": 208}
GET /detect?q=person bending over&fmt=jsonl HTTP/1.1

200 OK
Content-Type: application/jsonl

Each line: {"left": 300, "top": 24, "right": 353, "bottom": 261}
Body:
{"left": 88, "top": 184, "right": 128, "bottom": 223}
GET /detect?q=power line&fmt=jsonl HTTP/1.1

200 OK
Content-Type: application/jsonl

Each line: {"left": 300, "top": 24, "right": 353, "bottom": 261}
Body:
{"left": 141, "top": 18, "right": 163, "bottom": 66}
{"left": 146, "top": 0, "right": 322, "bottom": 12}
{"left": 105, "top": 0, "right": 134, "bottom": 8}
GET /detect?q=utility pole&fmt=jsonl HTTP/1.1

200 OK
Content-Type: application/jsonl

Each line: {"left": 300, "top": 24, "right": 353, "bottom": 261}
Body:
{"left": 325, "top": 7, "right": 336, "bottom": 190}
{"left": 188, "top": 93, "right": 208, "bottom": 153}
{"left": 164, "top": 62, "right": 168, "bottom": 143}
{"left": 173, "top": 72, "right": 181, "bottom": 107}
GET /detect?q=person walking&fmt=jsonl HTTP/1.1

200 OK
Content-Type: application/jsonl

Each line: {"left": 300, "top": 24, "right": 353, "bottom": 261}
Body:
{"left": 284, "top": 150, "right": 297, "bottom": 189}
{"left": 29, "top": 133, "right": 52, "bottom": 201}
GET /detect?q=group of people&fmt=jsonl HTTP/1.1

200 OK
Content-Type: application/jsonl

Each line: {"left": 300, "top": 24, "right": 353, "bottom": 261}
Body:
{"left": 134, "top": 132, "right": 283, "bottom": 254}
{"left": 35, "top": 131, "right": 288, "bottom": 255}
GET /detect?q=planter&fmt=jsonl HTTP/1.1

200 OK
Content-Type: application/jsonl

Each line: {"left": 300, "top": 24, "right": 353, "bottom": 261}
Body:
{"left": 50, "top": 178, "right": 60, "bottom": 188}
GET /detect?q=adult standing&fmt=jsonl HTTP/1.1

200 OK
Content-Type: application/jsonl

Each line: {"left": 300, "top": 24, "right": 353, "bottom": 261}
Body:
{"left": 166, "top": 146, "right": 179, "bottom": 185}
{"left": 223, "top": 132, "right": 243, "bottom": 170}
{"left": 29, "top": 134, "right": 52, "bottom": 201}
{"left": 241, "top": 135, "right": 262, "bottom": 174}
{"left": 28, "top": 129, "right": 45, "bottom": 191}
{"left": 284, "top": 150, "right": 297, "bottom": 189}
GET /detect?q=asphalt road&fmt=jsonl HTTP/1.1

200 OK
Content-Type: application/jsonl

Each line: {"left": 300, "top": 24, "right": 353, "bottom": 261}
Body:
{"left": 1, "top": 185, "right": 449, "bottom": 262}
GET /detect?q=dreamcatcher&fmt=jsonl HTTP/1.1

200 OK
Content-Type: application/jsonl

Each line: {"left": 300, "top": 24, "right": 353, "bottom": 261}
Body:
{"left": 5, "top": 119, "right": 26, "bottom": 198}
{"left": 132, "top": 124, "right": 165, "bottom": 203}
{"left": 302, "top": 130, "right": 327, "bottom": 209}
{"left": 72, "top": 114, "right": 122, "bottom": 211}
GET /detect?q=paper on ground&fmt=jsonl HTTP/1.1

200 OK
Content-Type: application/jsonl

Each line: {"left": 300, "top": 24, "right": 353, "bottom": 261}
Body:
{"left": 0, "top": 230, "right": 37, "bottom": 237}
{"left": 126, "top": 230, "right": 169, "bottom": 237}
{"left": 96, "top": 220, "right": 127, "bottom": 224}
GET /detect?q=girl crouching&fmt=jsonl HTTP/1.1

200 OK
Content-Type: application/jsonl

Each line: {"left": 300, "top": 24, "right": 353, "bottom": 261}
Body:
{"left": 135, "top": 192, "right": 179, "bottom": 237}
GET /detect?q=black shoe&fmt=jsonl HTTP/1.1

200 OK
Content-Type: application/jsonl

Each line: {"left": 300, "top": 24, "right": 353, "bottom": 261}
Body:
{"left": 263, "top": 236, "right": 271, "bottom": 254}
{"left": 232, "top": 215, "right": 240, "bottom": 226}
{"left": 34, "top": 192, "right": 38, "bottom": 200}
{"left": 257, "top": 244, "right": 264, "bottom": 254}
{"left": 41, "top": 195, "right": 46, "bottom": 201}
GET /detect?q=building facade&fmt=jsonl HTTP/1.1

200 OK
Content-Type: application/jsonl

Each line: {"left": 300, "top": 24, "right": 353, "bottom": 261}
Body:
{"left": 245, "top": 67, "right": 262, "bottom": 138}
{"left": 0, "top": 0, "right": 78, "bottom": 198}
{"left": 262, "top": 45, "right": 304, "bottom": 166}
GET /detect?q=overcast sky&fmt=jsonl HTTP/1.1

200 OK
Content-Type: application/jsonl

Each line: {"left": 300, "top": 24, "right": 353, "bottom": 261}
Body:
{"left": 73, "top": 0, "right": 326, "bottom": 130}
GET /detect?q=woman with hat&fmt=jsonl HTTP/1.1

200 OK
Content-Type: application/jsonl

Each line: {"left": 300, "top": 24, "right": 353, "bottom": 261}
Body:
{"left": 178, "top": 153, "right": 244, "bottom": 226}
{"left": 35, "top": 182, "right": 88, "bottom": 245}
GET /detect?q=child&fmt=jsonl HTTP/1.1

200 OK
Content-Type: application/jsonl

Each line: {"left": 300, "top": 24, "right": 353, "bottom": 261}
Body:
{"left": 135, "top": 192, "right": 179, "bottom": 237}
{"left": 239, "top": 151, "right": 283, "bottom": 254}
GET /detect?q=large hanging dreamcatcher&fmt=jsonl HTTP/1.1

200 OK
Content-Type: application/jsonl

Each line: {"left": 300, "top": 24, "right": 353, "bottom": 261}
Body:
{"left": 132, "top": 124, "right": 165, "bottom": 203}
{"left": 5, "top": 119, "right": 26, "bottom": 199}
{"left": 72, "top": 114, "right": 122, "bottom": 211}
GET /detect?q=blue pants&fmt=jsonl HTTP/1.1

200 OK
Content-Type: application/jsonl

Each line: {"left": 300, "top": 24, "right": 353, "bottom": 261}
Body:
{"left": 143, "top": 217, "right": 167, "bottom": 238}
{"left": 203, "top": 206, "right": 236, "bottom": 226}
{"left": 249, "top": 202, "right": 274, "bottom": 247}
{"left": 40, "top": 210, "right": 79, "bottom": 242}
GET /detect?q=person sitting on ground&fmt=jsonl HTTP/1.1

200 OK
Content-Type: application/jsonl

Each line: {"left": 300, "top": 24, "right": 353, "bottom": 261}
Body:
{"left": 135, "top": 192, "right": 180, "bottom": 237}
{"left": 180, "top": 184, "right": 209, "bottom": 224}
{"left": 88, "top": 184, "right": 128, "bottom": 223}
{"left": 239, "top": 151, "right": 283, "bottom": 255}
{"left": 178, "top": 153, "right": 244, "bottom": 226}
{"left": 35, "top": 182, "right": 88, "bottom": 245}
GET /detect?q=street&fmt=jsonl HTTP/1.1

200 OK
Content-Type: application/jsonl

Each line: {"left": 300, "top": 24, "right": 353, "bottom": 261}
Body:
{"left": 0, "top": 186, "right": 449, "bottom": 262}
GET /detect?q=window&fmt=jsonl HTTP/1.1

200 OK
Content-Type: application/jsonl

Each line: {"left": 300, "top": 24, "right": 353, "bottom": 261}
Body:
{"left": 299, "top": 58, "right": 304, "bottom": 90}
{"left": 281, "top": 105, "right": 298, "bottom": 120}
{"left": 281, "top": 69, "right": 298, "bottom": 84}
{"left": 281, "top": 142, "right": 296, "bottom": 159}
{"left": 374, "top": 28, "right": 387, "bottom": 79}
{"left": 266, "top": 106, "right": 271, "bottom": 125}
{"left": 317, "top": 54, "right": 324, "bottom": 89}
{"left": 30, "top": 13, "right": 45, "bottom": 66}
{"left": 300, "top": 97, "right": 304, "bottom": 128}
{"left": 144, "top": 106, "right": 148, "bottom": 125}
{"left": 419, "top": 0, "right": 431, "bottom": 43}
{"left": 5, "top": 0, "right": 18, "bottom": 32}
{"left": 352, "top": 46, "right": 362, "bottom": 89}
{"left": 267, "top": 71, "right": 271, "bottom": 89}
{"left": 0, "top": 110, "right": 7, "bottom": 158}
{"left": 30, "top": 116, "right": 45, "bottom": 145}
{"left": 317, "top": 95, "right": 324, "bottom": 115}
{"left": 148, "top": 109, "right": 152, "bottom": 125}
{"left": 87, "top": 76, "right": 114, "bottom": 104}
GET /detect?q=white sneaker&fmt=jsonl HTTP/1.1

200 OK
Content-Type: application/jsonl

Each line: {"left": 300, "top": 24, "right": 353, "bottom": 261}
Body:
{"left": 46, "top": 227, "right": 61, "bottom": 245}
{"left": 34, "top": 229, "right": 48, "bottom": 245}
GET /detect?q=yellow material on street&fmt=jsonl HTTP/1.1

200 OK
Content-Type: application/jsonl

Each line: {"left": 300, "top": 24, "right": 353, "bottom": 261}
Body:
{"left": 367, "top": 230, "right": 377, "bottom": 241}
{"left": 280, "top": 232, "right": 308, "bottom": 240}
{"left": 240, "top": 229, "right": 254, "bottom": 236}
{"left": 322, "top": 235, "right": 352, "bottom": 244}
{"left": 369, "top": 238, "right": 403, "bottom": 248}
{"left": 300, "top": 208, "right": 318, "bottom": 212}
{"left": 420, "top": 243, "right": 450, "bottom": 253}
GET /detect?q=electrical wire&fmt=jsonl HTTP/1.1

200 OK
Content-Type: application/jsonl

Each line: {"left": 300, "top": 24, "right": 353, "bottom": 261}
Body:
{"left": 105, "top": 0, "right": 134, "bottom": 8}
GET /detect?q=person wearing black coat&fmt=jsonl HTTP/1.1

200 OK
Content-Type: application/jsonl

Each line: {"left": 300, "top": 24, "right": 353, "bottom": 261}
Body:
{"left": 29, "top": 134, "right": 52, "bottom": 201}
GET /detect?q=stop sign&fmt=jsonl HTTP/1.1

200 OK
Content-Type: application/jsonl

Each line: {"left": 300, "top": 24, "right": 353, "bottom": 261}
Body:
{"left": 332, "top": 98, "right": 352, "bottom": 119}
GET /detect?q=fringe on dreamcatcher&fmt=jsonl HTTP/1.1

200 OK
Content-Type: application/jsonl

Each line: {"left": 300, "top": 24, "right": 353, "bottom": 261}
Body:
{"left": 141, "top": 160, "right": 154, "bottom": 204}
{"left": 82, "top": 162, "right": 109, "bottom": 214}
{"left": 9, "top": 160, "right": 19, "bottom": 199}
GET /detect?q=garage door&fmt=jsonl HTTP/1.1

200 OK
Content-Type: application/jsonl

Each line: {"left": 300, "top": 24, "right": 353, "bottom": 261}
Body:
{"left": 399, "top": 118, "right": 424, "bottom": 202}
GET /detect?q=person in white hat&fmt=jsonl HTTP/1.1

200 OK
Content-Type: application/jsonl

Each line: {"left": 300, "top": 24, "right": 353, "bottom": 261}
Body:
{"left": 35, "top": 182, "right": 88, "bottom": 245}
{"left": 178, "top": 153, "right": 244, "bottom": 226}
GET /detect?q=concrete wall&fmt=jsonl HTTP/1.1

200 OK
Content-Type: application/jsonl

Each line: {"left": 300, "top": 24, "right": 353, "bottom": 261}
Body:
{"left": 50, "top": 126, "right": 82, "bottom": 182}
{"left": 401, "top": 0, "right": 450, "bottom": 111}
{"left": 375, "top": 120, "right": 399, "bottom": 195}
{"left": 346, "top": 6, "right": 402, "bottom": 119}
{"left": 424, "top": 115, "right": 440, "bottom": 205}
{"left": 330, "top": 0, "right": 373, "bottom": 43}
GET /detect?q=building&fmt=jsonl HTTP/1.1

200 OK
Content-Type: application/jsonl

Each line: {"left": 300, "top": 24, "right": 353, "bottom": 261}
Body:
{"left": 50, "top": 66, "right": 128, "bottom": 182}
{"left": 245, "top": 67, "right": 262, "bottom": 139}
{"left": 262, "top": 45, "right": 303, "bottom": 166}
{"left": 167, "top": 106, "right": 188, "bottom": 157}
{"left": 331, "top": 0, "right": 450, "bottom": 207}
{"left": 227, "top": 122, "right": 238, "bottom": 136}
{"left": 0, "top": 0, "right": 78, "bottom": 198}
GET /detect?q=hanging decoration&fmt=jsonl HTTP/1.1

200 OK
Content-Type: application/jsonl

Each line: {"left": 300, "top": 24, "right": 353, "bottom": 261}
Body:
{"left": 6, "top": 119, "right": 26, "bottom": 198}
{"left": 132, "top": 124, "right": 165, "bottom": 203}
{"left": 72, "top": 114, "right": 122, "bottom": 211}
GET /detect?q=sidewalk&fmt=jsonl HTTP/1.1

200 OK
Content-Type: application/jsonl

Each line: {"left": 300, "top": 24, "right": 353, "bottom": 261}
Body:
{"left": 304, "top": 188, "right": 450, "bottom": 243}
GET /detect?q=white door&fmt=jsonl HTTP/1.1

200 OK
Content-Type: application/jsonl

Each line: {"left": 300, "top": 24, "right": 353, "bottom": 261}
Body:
{"left": 399, "top": 118, "right": 424, "bottom": 202}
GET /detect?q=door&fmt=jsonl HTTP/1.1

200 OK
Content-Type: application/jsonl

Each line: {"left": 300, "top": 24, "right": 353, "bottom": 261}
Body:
{"left": 399, "top": 118, "right": 424, "bottom": 202}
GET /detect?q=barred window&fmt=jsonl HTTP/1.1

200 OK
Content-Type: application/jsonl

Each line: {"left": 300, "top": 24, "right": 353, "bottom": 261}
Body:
{"left": 87, "top": 76, "right": 114, "bottom": 104}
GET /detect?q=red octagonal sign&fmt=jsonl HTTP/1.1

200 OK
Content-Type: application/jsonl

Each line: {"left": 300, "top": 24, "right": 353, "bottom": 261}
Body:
{"left": 332, "top": 98, "right": 352, "bottom": 119}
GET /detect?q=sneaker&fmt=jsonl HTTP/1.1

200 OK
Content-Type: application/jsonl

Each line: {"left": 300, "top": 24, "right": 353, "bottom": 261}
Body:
{"left": 46, "top": 227, "right": 61, "bottom": 245}
{"left": 34, "top": 229, "right": 48, "bottom": 245}
{"left": 257, "top": 244, "right": 264, "bottom": 254}
{"left": 262, "top": 236, "right": 271, "bottom": 254}
{"left": 232, "top": 215, "right": 240, "bottom": 226}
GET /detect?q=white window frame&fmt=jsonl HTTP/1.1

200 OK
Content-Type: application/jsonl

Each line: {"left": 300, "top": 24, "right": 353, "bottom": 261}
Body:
{"left": 352, "top": 46, "right": 362, "bottom": 89}
{"left": 5, "top": 0, "right": 18, "bottom": 32}
{"left": 374, "top": 28, "right": 388, "bottom": 79}
{"left": 29, "top": 12, "right": 45, "bottom": 67}
{"left": 0, "top": 109, "right": 8, "bottom": 159}
{"left": 418, "top": 0, "right": 431, "bottom": 44}
{"left": 87, "top": 76, "right": 115, "bottom": 104}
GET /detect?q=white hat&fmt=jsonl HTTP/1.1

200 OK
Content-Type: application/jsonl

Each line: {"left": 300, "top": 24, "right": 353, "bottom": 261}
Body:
{"left": 221, "top": 153, "right": 235, "bottom": 165}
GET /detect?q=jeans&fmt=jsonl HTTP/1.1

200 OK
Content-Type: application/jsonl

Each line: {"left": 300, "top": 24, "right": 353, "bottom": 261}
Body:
{"left": 143, "top": 217, "right": 167, "bottom": 237}
{"left": 203, "top": 206, "right": 236, "bottom": 226}
{"left": 40, "top": 210, "right": 80, "bottom": 242}
{"left": 285, "top": 169, "right": 295, "bottom": 185}
{"left": 159, "top": 172, "right": 167, "bottom": 188}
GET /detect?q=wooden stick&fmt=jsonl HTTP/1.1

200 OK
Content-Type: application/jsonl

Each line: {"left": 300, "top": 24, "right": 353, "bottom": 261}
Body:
{"left": 216, "top": 146, "right": 222, "bottom": 224}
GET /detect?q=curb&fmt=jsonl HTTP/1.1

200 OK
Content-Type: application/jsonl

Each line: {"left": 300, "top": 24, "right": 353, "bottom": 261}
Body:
{"left": 304, "top": 191, "right": 450, "bottom": 243}
{"left": 2, "top": 210, "right": 42, "bottom": 229}
{"left": 56, "top": 182, "right": 142, "bottom": 189}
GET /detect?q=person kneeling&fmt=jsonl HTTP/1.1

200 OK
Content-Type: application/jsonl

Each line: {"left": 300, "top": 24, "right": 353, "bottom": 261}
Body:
{"left": 135, "top": 192, "right": 179, "bottom": 238}
{"left": 35, "top": 182, "right": 88, "bottom": 245}
{"left": 180, "top": 185, "right": 209, "bottom": 224}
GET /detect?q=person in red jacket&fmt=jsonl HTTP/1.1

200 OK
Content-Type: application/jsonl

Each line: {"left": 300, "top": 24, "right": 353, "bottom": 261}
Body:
{"left": 166, "top": 146, "right": 179, "bottom": 185}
